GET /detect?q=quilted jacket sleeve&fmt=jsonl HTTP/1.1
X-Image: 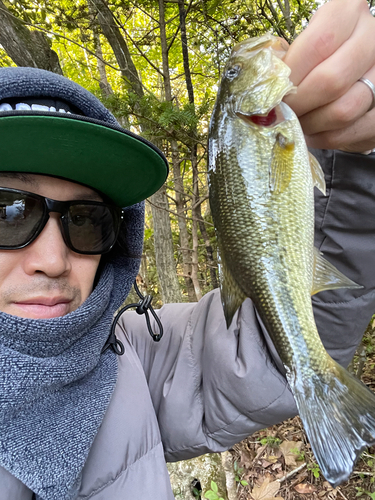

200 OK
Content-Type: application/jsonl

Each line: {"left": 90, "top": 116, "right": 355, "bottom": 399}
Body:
{"left": 118, "top": 150, "right": 375, "bottom": 462}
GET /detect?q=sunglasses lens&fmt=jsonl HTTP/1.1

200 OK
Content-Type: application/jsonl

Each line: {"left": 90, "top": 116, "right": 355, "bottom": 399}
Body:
{"left": 67, "top": 204, "right": 119, "bottom": 253}
{"left": 0, "top": 191, "right": 44, "bottom": 247}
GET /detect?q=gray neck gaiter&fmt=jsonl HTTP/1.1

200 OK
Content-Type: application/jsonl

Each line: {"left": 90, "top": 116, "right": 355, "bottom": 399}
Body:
{"left": 0, "top": 246, "right": 138, "bottom": 500}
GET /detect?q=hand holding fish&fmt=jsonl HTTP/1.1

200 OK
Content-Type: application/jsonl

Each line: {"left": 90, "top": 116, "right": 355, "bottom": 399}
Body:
{"left": 283, "top": 0, "right": 375, "bottom": 152}
{"left": 208, "top": 33, "right": 375, "bottom": 487}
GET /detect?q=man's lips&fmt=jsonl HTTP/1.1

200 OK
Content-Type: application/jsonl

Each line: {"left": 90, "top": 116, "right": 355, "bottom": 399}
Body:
{"left": 13, "top": 297, "right": 73, "bottom": 318}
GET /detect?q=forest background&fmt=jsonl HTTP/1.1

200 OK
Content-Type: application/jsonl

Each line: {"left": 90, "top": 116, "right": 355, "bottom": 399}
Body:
{"left": 3, "top": 0, "right": 372, "bottom": 306}
{"left": 1, "top": 1, "right": 375, "bottom": 499}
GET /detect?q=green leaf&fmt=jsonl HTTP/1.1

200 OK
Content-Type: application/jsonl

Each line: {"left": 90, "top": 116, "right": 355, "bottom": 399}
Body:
{"left": 211, "top": 481, "right": 218, "bottom": 493}
{"left": 241, "top": 480, "right": 249, "bottom": 486}
{"left": 204, "top": 491, "right": 219, "bottom": 500}
{"left": 207, "top": 0, "right": 221, "bottom": 14}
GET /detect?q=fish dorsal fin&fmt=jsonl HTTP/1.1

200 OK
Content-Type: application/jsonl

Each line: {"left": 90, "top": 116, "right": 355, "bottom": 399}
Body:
{"left": 309, "top": 152, "right": 326, "bottom": 195}
{"left": 312, "top": 247, "right": 362, "bottom": 295}
{"left": 270, "top": 133, "right": 295, "bottom": 194}
{"left": 219, "top": 257, "right": 247, "bottom": 328}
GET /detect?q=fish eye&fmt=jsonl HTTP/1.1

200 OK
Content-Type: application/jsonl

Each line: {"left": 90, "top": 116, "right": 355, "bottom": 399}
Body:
{"left": 225, "top": 65, "right": 241, "bottom": 80}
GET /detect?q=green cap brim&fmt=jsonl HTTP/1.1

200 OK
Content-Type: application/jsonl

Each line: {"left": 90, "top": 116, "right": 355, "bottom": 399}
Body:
{"left": 0, "top": 113, "right": 169, "bottom": 207}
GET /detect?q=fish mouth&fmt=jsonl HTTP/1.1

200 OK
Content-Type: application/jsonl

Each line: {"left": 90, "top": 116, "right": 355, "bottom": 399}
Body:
{"left": 236, "top": 105, "right": 284, "bottom": 128}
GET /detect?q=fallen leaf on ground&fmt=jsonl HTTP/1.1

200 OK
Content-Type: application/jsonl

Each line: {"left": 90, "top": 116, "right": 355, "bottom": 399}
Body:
{"left": 240, "top": 449, "right": 254, "bottom": 468}
{"left": 251, "top": 477, "right": 283, "bottom": 500}
{"left": 255, "top": 445, "right": 267, "bottom": 460}
{"left": 261, "top": 460, "right": 273, "bottom": 468}
{"left": 280, "top": 441, "right": 303, "bottom": 466}
{"left": 327, "top": 491, "right": 338, "bottom": 500}
{"left": 294, "top": 483, "right": 317, "bottom": 494}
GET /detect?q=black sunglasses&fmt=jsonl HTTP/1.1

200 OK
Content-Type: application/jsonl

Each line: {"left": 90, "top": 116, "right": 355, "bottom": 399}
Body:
{"left": 0, "top": 188, "right": 124, "bottom": 255}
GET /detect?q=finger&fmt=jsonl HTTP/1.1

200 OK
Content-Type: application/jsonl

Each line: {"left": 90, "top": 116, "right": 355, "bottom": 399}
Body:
{"left": 283, "top": 0, "right": 367, "bottom": 87}
{"left": 299, "top": 66, "right": 375, "bottom": 136}
{"left": 305, "top": 107, "right": 375, "bottom": 152}
{"left": 285, "top": 11, "right": 375, "bottom": 116}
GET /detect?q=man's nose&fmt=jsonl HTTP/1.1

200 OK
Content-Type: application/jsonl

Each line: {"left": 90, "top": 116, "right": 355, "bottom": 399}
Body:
{"left": 22, "top": 214, "right": 72, "bottom": 278}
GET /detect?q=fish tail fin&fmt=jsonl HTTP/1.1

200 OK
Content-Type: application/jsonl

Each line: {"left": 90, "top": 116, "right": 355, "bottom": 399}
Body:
{"left": 288, "top": 360, "right": 375, "bottom": 487}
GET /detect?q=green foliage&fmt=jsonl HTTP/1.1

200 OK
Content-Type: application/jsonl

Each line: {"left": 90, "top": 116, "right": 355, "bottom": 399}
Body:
{"left": 0, "top": 48, "right": 15, "bottom": 68}
{"left": 204, "top": 481, "right": 225, "bottom": 500}
{"left": 307, "top": 462, "right": 320, "bottom": 479}
{"left": 260, "top": 436, "right": 282, "bottom": 448}
{"left": 361, "top": 450, "right": 375, "bottom": 470}
{"left": 192, "top": 486, "right": 202, "bottom": 498}
{"left": 233, "top": 460, "right": 249, "bottom": 487}
{"left": 356, "top": 487, "right": 375, "bottom": 499}
{"left": 290, "top": 447, "right": 305, "bottom": 462}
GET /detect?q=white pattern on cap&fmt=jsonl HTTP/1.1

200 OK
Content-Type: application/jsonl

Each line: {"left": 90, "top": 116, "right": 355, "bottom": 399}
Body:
{"left": 15, "top": 103, "right": 31, "bottom": 110}
{"left": 0, "top": 102, "right": 71, "bottom": 113}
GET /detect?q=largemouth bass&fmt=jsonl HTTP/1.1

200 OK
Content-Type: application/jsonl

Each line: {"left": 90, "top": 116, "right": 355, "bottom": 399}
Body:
{"left": 208, "top": 33, "right": 375, "bottom": 486}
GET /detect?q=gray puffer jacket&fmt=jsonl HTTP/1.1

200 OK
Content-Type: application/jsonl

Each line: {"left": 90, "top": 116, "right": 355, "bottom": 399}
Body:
{"left": 1, "top": 150, "right": 375, "bottom": 499}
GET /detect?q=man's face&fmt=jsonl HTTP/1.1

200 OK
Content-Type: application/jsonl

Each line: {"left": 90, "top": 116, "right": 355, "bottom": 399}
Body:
{"left": 0, "top": 174, "right": 102, "bottom": 319}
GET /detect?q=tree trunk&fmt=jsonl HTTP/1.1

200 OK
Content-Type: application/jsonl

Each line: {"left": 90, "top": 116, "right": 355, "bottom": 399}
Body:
{"left": 89, "top": 0, "right": 183, "bottom": 303}
{"left": 0, "top": 0, "right": 62, "bottom": 74}
{"left": 88, "top": 0, "right": 144, "bottom": 96}
{"left": 192, "top": 146, "right": 219, "bottom": 290}
{"left": 276, "top": 0, "right": 295, "bottom": 38}
{"left": 159, "top": 0, "right": 197, "bottom": 301}
{"left": 178, "top": 0, "right": 218, "bottom": 290}
{"left": 178, "top": 0, "right": 194, "bottom": 104}
{"left": 191, "top": 148, "right": 202, "bottom": 301}
{"left": 171, "top": 140, "right": 197, "bottom": 302}
{"left": 150, "top": 186, "right": 183, "bottom": 304}
{"left": 88, "top": 1, "right": 114, "bottom": 98}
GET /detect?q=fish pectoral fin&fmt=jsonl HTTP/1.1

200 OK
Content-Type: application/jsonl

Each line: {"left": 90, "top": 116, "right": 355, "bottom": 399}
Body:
{"left": 309, "top": 152, "right": 326, "bottom": 195}
{"left": 269, "top": 133, "right": 294, "bottom": 194}
{"left": 311, "top": 247, "right": 363, "bottom": 295}
{"left": 219, "top": 259, "right": 247, "bottom": 329}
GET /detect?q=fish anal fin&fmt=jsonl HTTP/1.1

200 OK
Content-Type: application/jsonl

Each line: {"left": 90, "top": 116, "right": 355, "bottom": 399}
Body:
{"left": 219, "top": 259, "right": 247, "bottom": 328}
{"left": 312, "top": 247, "right": 362, "bottom": 295}
{"left": 309, "top": 152, "right": 326, "bottom": 195}
{"left": 270, "top": 133, "right": 294, "bottom": 194}
{"left": 288, "top": 359, "right": 375, "bottom": 487}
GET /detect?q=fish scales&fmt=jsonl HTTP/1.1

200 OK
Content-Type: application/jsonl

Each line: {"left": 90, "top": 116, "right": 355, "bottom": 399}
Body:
{"left": 208, "top": 33, "right": 375, "bottom": 487}
{"left": 210, "top": 111, "right": 325, "bottom": 370}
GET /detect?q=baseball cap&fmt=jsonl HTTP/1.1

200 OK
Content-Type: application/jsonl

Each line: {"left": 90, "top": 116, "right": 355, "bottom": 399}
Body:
{"left": 0, "top": 67, "right": 169, "bottom": 207}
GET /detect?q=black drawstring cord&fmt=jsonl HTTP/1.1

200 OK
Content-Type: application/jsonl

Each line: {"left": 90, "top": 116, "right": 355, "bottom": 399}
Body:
{"left": 133, "top": 280, "right": 163, "bottom": 342}
{"left": 134, "top": 281, "right": 164, "bottom": 342}
{"left": 102, "top": 280, "right": 164, "bottom": 355}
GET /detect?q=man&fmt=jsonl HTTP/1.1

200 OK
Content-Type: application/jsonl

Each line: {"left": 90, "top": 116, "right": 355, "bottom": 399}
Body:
{"left": 1, "top": 0, "right": 375, "bottom": 498}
